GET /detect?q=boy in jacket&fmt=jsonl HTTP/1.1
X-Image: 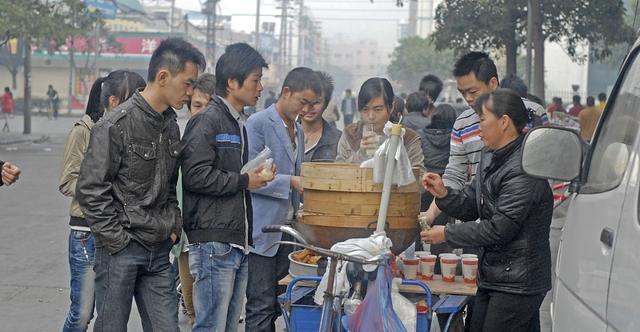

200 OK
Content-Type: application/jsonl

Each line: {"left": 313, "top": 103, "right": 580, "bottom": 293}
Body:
{"left": 180, "top": 43, "right": 271, "bottom": 332}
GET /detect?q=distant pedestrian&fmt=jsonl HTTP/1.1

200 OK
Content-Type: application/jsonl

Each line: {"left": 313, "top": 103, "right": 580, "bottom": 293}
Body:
{"left": 1, "top": 87, "right": 14, "bottom": 132}
{"left": 188, "top": 73, "right": 215, "bottom": 115}
{"left": 77, "top": 38, "right": 205, "bottom": 332}
{"left": 47, "top": 85, "right": 60, "bottom": 120}
{"left": 59, "top": 70, "right": 145, "bottom": 332}
{"left": 597, "top": 92, "right": 607, "bottom": 112}
{"left": 578, "top": 96, "right": 602, "bottom": 142}
{"left": 341, "top": 88, "right": 356, "bottom": 126}
{"left": 264, "top": 90, "right": 276, "bottom": 109}
{"left": 403, "top": 91, "right": 431, "bottom": 134}
{"left": 419, "top": 74, "right": 446, "bottom": 119}
{"left": 568, "top": 95, "right": 584, "bottom": 117}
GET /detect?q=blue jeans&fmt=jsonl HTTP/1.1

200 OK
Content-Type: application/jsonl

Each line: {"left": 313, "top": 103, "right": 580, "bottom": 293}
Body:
{"left": 189, "top": 241, "right": 248, "bottom": 332}
{"left": 62, "top": 230, "right": 95, "bottom": 332}
{"left": 93, "top": 239, "right": 178, "bottom": 332}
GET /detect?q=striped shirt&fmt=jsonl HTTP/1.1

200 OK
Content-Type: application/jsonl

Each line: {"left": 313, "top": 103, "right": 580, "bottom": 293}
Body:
{"left": 443, "top": 98, "right": 548, "bottom": 190}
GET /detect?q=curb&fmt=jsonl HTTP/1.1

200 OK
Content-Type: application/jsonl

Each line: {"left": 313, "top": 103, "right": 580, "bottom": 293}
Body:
{"left": 0, "top": 135, "right": 50, "bottom": 145}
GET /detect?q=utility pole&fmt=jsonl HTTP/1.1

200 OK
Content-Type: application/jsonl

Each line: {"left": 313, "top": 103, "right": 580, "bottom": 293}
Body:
{"left": 95, "top": 22, "right": 101, "bottom": 80}
{"left": 23, "top": 35, "right": 31, "bottom": 135}
{"left": 255, "top": 0, "right": 261, "bottom": 49}
{"left": 297, "top": 0, "right": 304, "bottom": 66}
{"left": 408, "top": 0, "right": 417, "bottom": 37}
{"left": 169, "top": 0, "right": 175, "bottom": 35}
{"left": 279, "top": 0, "right": 288, "bottom": 72}
{"left": 526, "top": 0, "right": 532, "bottom": 89}
{"left": 205, "top": 0, "right": 219, "bottom": 71}
{"left": 288, "top": 19, "right": 293, "bottom": 67}
{"left": 531, "top": 0, "right": 545, "bottom": 101}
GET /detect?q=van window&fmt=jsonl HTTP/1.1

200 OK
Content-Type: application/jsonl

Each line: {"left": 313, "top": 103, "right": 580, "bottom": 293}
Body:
{"left": 581, "top": 51, "right": 640, "bottom": 194}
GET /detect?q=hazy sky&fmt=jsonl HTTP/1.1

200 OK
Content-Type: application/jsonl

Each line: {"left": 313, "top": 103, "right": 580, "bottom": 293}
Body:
{"left": 175, "top": 0, "right": 410, "bottom": 63}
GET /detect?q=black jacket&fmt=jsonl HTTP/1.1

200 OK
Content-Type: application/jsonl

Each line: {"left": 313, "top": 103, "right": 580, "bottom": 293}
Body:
{"left": 403, "top": 112, "right": 430, "bottom": 136}
{"left": 180, "top": 96, "right": 252, "bottom": 248}
{"left": 303, "top": 120, "right": 342, "bottom": 162}
{"left": 422, "top": 128, "right": 451, "bottom": 175}
{"left": 436, "top": 135, "right": 553, "bottom": 295}
{"left": 76, "top": 92, "right": 182, "bottom": 254}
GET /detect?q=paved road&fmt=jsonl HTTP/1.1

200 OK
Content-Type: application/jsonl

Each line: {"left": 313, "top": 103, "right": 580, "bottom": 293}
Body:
{"left": 0, "top": 114, "right": 194, "bottom": 331}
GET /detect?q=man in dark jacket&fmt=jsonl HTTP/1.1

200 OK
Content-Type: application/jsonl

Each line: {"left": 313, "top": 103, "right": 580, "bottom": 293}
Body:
{"left": 180, "top": 43, "right": 271, "bottom": 332}
{"left": 76, "top": 38, "right": 205, "bottom": 331}
{"left": 341, "top": 89, "right": 356, "bottom": 126}
{"left": 301, "top": 71, "right": 342, "bottom": 162}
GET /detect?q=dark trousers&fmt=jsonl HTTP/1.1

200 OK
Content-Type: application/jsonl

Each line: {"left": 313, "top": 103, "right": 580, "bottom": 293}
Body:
{"left": 343, "top": 114, "right": 354, "bottom": 126}
{"left": 245, "top": 238, "right": 292, "bottom": 332}
{"left": 469, "top": 289, "right": 545, "bottom": 332}
{"left": 93, "top": 240, "right": 178, "bottom": 332}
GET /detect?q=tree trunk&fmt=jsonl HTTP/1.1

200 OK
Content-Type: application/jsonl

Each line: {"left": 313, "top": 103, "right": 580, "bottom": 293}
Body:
{"left": 10, "top": 67, "right": 17, "bottom": 90}
{"left": 23, "top": 37, "right": 31, "bottom": 135}
{"left": 505, "top": 1, "right": 518, "bottom": 76}
{"left": 531, "top": 0, "right": 545, "bottom": 102}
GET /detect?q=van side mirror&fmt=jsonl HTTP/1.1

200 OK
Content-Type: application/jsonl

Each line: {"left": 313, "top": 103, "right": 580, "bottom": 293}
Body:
{"left": 522, "top": 127, "right": 583, "bottom": 181}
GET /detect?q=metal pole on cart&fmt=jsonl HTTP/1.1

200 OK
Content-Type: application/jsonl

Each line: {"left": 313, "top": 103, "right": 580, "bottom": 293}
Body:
{"left": 375, "top": 123, "right": 403, "bottom": 234}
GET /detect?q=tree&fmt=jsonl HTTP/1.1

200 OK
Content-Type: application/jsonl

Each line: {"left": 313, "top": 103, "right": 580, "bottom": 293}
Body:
{"left": 431, "top": 0, "right": 635, "bottom": 84}
{"left": 387, "top": 37, "right": 456, "bottom": 91}
{"left": 0, "top": 0, "right": 99, "bottom": 134}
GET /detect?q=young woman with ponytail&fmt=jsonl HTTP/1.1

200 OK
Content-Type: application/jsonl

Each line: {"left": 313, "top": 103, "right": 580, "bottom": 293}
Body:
{"left": 58, "top": 70, "right": 145, "bottom": 332}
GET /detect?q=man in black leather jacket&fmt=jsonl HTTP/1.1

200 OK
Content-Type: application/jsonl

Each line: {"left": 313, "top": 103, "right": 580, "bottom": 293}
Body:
{"left": 422, "top": 89, "right": 553, "bottom": 332}
{"left": 76, "top": 38, "right": 205, "bottom": 332}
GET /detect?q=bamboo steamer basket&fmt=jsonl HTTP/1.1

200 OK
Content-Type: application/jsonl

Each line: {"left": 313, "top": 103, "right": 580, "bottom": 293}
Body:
{"left": 296, "top": 162, "right": 421, "bottom": 254}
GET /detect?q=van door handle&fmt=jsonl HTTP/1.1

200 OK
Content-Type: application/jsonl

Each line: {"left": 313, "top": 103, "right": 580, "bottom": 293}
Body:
{"left": 600, "top": 227, "right": 614, "bottom": 247}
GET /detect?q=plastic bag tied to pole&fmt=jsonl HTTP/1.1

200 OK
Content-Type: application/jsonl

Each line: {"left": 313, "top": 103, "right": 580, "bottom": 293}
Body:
{"left": 347, "top": 262, "right": 408, "bottom": 332}
{"left": 360, "top": 121, "right": 416, "bottom": 186}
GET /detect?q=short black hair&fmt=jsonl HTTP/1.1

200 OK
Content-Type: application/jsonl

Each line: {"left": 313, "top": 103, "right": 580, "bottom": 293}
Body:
{"left": 572, "top": 95, "right": 581, "bottom": 104}
{"left": 357, "top": 77, "right": 395, "bottom": 112}
{"left": 406, "top": 92, "right": 430, "bottom": 113}
{"left": 500, "top": 74, "right": 527, "bottom": 98}
{"left": 194, "top": 73, "right": 216, "bottom": 96}
{"left": 598, "top": 92, "right": 607, "bottom": 101}
{"left": 418, "top": 74, "right": 443, "bottom": 101}
{"left": 147, "top": 38, "right": 206, "bottom": 82}
{"left": 475, "top": 88, "right": 528, "bottom": 133}
{"left": 428, "top": 104, "right": 457, "bottom": 130}
{"left": 586, "top": 96, "right": 595, "bottom": 107}
{"left": 391, "top": 95, "right": 405, "bottom": 123}
{"left": 453, "top": 51, "right": 498, "bottom": 84}
{"left": 215, "top": 43, "right": 268, "bottom": 97}
{"left": 280, "top": 67, "right": 322, "bottom": 96}
{"left": 315, "top": 71, "right": 334, "bottom": 109}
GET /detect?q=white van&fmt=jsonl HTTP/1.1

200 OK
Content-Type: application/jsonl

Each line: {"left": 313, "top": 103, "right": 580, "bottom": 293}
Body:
{"left": 521, "top": 41, "right": 640, "bottom": 331}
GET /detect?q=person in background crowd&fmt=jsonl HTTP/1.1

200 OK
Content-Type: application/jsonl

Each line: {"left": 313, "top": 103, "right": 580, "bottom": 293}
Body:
{"left": 341, "top": 88, "right": 357, "bottom": 126}
{"left": 2, "top": 87, "right": 14, "bottom": 132}
{"left": 302, "top": 71, "right": 342, "bottom": 162}
{"left": 180, "top": 43, "right": 270, "bottom": 332}
{"left": 499, "top": 74, "right": 547, "bottom": 131}
{"left": 188, "top": 73, "right": 215, "bottom": 115}
{"left": 568, "top": 95, "right": 584, "bottom": 117}
{"left": 59, "top": 70, "right": 146, "bottom": 332}
{"left": 77, "top": 38, "right": 205, "bottom": 331}
{"left": 419, "top": 74, "right": 447, "bottom": 118}
{"left": 245, "top": 67, "right": 321, "bottom": 332}
{"left": 390, "top": 94, "right": 406, "bottom": 123}
{"left": 578, "top": 96, "right": 602, "bottom": 142}
{"left": 321, "top": 98, "right": 340, "bottom": 128}
{"left": 422, "top": 89, "right": 553, "bottom": 332}
{"left": 0, "top": 160, "right": 20, "bottom": 186}
{"left": 47, "top": 84, "right": 60, "bottom": 120}
{"left": 264, "top": 90, "right": 277, "bottom": 109}
{"left": 403, "top": 91, "right": 431, "bottom": 135}
{"left": 596, "top": 92, "right": 607, "bottom": 112}
{"left": 336, "top": 77, "right": 424, "bottom": 169}
{"left": 547, "top": 97, "right": 566, "bottom": 120}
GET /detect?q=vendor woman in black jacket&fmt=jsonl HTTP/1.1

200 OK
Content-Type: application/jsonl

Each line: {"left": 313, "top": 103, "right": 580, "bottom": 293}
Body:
{"left": 421, "top": 88, "right": 553, "bottom": 332}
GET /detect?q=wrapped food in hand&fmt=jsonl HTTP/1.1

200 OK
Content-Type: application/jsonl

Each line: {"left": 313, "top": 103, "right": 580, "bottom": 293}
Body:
{"left": 260, "top": 158, "right": 275, "bottom": 180}
{"left": 418, "top": 212, "right": 431, "bottom": 231}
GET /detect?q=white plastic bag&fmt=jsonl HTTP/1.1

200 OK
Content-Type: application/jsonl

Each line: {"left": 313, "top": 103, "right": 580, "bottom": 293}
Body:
{"left": 370, "top": 122, "right": 415, "bottom": 186}
{"left": 391, "top": 278, "right": 417, "bottom": 332}
{"left": 241, "top": 146, "right": 271, "bottom": 174}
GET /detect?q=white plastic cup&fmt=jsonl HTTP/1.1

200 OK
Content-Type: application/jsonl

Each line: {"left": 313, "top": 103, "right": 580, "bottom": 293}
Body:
{"left": 419, "top": 254, "right": 437, "bottom": 280}
{"left": 440, "top": 254, "right": 460, "bottom": 282}
{"left": 402, "top": 257, "right": 419, "bottom": 280}
{"left": 462, "top": 257, "right": 479, "bottom": 284}
{"left": 461, "top": 254, "right": 478, "bottom": 260}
